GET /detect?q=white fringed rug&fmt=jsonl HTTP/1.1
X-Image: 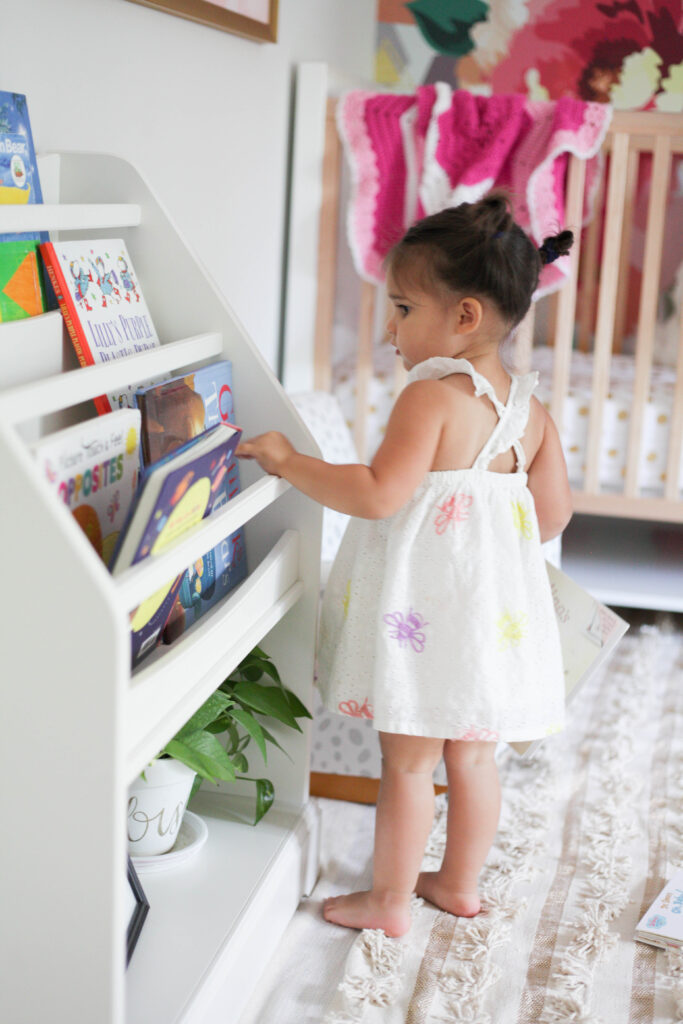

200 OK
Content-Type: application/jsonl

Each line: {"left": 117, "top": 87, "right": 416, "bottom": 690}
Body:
{"left": 239, "top": 618, "right": 683, "bottom": 1024}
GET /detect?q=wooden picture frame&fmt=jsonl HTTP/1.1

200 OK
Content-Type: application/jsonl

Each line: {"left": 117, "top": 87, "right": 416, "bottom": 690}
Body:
{"left": 126, "top": 856, "right": 150, "bottom": 967}
{"left": 126, "top": 0, "right": 279, "bottom": 42}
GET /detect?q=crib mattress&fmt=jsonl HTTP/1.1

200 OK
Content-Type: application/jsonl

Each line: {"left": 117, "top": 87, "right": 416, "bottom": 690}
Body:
{"left": 333, "top": 345, "right": 682, "bottom": 496}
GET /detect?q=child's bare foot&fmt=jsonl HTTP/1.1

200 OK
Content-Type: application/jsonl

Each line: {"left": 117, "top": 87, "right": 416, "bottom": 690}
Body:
{"left": 322, "top": 889, "right": 412, "bottom": 937}
{"left": 415, "top": 871, "right": 481, "bottom": 917}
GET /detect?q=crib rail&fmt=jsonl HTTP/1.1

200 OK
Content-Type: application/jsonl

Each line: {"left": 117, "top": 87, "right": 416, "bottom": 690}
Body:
{"left": 314, "top": 103, "right": 683, "bottom": 521}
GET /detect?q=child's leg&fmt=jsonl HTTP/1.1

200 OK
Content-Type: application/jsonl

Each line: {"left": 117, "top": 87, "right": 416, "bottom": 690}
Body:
{"left": 416, "top": 739, "right": 500, "bottom": 917}
{"left": 323, "top": 731, "right": 444, "bottom": 937}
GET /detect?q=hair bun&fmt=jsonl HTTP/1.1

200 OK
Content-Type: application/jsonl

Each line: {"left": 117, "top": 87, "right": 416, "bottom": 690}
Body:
{"left": 539, "top": 230, "right": 574, "bottom": 265}
{"left": 471, "top": 191, "right": 514, "bottom": 238}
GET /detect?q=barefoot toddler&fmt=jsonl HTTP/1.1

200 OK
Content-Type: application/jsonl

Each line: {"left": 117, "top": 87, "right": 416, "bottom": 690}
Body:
{"left": 237, "top": 194, "right": 573, "bottom": 937}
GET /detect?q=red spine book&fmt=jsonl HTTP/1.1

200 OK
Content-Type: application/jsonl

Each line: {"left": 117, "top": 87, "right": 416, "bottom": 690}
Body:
{"left": 39, "top": 238, "right": 163, "bottom": 415}
{"left": 41, "top": 241, "right": 110, "bottom": 414}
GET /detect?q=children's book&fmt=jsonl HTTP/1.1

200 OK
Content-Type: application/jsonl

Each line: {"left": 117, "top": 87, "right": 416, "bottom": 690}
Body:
{"left": 39, "top": 238, "right": 164, "bottom": 415}
{"left": 0, "top": 239, "right": 46, "bottom": 321}
{"left": 110, "top": 421, "right": 242, "bottom": 668}
{"left": 0, "top": 91, "right": 45, "bottom": 244}
{"left": 134, "top": 360, "right": 248, "bottom": 641}
{"left": 509, "top": 562, "right": 629, "bottom": 758}
{"left": 32, "top": 409, "right": 141, "bottom": 567}
{"left": 635, "top": 869, "right": 683, "bottom": 950}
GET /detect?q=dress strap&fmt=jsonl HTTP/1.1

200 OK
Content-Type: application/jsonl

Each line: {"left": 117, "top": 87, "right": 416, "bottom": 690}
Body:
{"left": 406, "top": 356, "right": 538, "bottom": 472}
{"left": 472, "top": 371, "right": 538, "bottom": 472}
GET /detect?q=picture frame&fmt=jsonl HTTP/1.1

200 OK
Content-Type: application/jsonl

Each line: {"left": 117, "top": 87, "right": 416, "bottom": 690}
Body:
{"left": 125, "top": 856, "right": 150, "bottom": 967}
{"left": 126, "top": 0, "right": 279, "bottom": 42}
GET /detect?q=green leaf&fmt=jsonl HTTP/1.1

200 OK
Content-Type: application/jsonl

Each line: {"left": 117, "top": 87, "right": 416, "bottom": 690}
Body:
{"left": 175, "top": 691, "right": 232, "bottom": 738}
{"left": 222, "top": 721, "right": 242, "bottom": 754}
{"left": 231, "top": 752, "right": 249, "bottom": 774}
{"left": 164, "top": 733, "right": 237, "bottom": 784}
{"left": 407, "top": 0, "right": 489, "bottom": 57}
{"left": 232, "top": 682, "right": 302, "bottom": 731}
{"left": 284, "top": 690, "right": 312, "bottom": 721}
{"left": 249, "top": 778, "right": 275, "bottom": 824}
{"left": 229, "top": 707, "right": 268, "bottom": 762}
{"left": 260, "top": 724, "right": 293, "bottom": 762}
{"left": 253, "top": 658, "right": 282, "bottom": 686}
{"left": 240, "top": 664, "right": 263, "bottom": 682}
{"left": 205, "top": 720, "right": 227, "bottom": 734}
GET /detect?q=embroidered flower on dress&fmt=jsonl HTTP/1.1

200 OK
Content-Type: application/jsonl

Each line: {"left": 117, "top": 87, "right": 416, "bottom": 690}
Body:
{"left": 497, "top": 610, "right": 529, "bottom": 649}
{"left": 383, "top": 609, "right": 428, "bottom": 652}
{"left": 511, "top": 500, "right": 534, "bottom": 539}
{"left": 434, "top": 493, "right": 473, "bottom": 534}
{"left": 338, "top": 698, "right": 374, "bottom": 719}
{"left": 342, "top": 579, "right": 351, "bottom": 618}
{"left": 459, "top": 726, "right": 501, "bottom": 741}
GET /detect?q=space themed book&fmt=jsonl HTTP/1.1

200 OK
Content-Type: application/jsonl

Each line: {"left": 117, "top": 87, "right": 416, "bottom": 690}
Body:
{"left": 0, "top": 91, "right": 45, "bottom": 244}
{"left": 109, "top": 421, "right": 241, "bottom": 668}
{"left": 40, "top": 238, "right": 163, "bottom": 415}
{"left": 135, "top": 360, "right": 247, "bottom": 641}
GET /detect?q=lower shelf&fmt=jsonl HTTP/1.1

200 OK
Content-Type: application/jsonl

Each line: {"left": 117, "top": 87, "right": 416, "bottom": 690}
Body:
{"left": 126, "top": 793, "right": 320, "bottom": 1024}
{"left": 561, "top": 514, "right": 683, "bottom": 612}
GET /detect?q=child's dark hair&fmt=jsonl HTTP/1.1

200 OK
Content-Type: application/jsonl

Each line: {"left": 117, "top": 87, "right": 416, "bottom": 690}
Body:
{"left": 386, "top": 193, "right": 574, "bottom": 328}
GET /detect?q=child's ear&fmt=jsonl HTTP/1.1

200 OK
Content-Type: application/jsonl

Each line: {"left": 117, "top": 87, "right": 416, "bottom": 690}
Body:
{"left": 453, "top": 297, "right": 483, "bottom": 333}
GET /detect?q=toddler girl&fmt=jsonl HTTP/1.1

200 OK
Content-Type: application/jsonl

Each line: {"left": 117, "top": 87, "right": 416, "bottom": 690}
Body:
{"left": 236, "top": 194, "right": 573, "bottom": 938}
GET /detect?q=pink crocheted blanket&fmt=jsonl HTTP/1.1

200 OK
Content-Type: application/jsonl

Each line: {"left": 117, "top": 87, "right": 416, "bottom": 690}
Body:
{"left": 337, "top": 84, "right": 612, "bottom": 297}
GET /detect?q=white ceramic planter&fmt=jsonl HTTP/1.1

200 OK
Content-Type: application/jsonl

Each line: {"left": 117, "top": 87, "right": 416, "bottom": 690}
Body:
{"left": 127, "top": 758, "right": 197, "bottom": 856}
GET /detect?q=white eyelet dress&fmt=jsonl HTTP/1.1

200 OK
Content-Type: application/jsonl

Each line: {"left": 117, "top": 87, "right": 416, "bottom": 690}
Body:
{"left": 316, "top": 357, "right": 565, "bottom": 742}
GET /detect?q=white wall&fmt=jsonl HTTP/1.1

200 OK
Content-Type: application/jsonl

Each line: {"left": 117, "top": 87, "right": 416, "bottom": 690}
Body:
{"left": 1, "top": 0, "right": 376, "bottom": 370}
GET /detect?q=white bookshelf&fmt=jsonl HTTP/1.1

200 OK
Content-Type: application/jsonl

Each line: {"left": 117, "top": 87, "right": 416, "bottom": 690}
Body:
{"left": 0, "top": 153, "right": 322, "bottom": 1024}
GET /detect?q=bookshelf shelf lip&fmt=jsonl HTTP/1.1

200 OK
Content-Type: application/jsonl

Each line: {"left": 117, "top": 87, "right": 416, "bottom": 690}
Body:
{"left": 114, "top": 476, "right": 291, "bottom": 611}
{"left": 0, "top": 203, "right": 142, "bottom": 233}
{"left": 0, "top": 332, "right": 223, "bottom": 424}
{"left": 125, "top": 529, "right": 302, "bottom": 781}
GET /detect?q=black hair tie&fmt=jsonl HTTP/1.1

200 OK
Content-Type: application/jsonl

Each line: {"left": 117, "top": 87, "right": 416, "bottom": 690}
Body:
{"left": 540, "top": 239, "right": 561, "bottom": 264}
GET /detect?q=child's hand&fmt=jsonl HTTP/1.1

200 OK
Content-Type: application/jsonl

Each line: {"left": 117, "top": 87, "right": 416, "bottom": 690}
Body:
{"left": 235, "top": 432, "right": 296, "bottom": 477}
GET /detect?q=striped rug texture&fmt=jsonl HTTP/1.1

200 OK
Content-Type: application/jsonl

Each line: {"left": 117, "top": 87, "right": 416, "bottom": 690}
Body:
{"left": 322, "top": 618, "right": 683, "bottom": 1024}
{"left": 239, "top": 617, "right": 683, "bottom": 1024}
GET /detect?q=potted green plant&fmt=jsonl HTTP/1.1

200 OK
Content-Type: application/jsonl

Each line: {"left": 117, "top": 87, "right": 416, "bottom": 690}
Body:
{"left": 127, "top": 646, "right": 311, "bottom": 855}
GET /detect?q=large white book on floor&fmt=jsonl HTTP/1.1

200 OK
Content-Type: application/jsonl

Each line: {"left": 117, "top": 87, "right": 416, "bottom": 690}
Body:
{"left": 635, "top": 869, "right": 683, "bottom": 949}
{"left": 509, "top": 563, "right": 629, "bottom": 758}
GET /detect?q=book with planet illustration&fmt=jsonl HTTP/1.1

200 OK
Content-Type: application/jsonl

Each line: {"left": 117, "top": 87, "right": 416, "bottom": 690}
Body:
{"left": 109, "top": 421, "right": 242, "bottom": 668}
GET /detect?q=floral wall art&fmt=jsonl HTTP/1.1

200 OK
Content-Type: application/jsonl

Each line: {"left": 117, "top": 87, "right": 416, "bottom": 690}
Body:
{"left": 376, "top": 0, "right": 683, "bottom": 111}
{"left": 375, "top": 0, "right": 683, "bottom": 358}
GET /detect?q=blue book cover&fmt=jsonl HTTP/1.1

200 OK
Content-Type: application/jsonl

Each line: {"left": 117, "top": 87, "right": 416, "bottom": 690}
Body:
{"left": 135, "top": 360, "right": 248, "bottom": 640}
{"left": 0, "top": 91, "right": 46, "bottom": 243}
{"left": 110, "top": 423, "right": 242, "bottom": 668}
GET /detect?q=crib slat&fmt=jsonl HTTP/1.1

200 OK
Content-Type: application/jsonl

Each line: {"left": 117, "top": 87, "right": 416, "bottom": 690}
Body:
{"left": 313, "top": 97, "right": 342, "bottom": 392}
{"left": 624, "top": 135, "right": 671, "bottom": 496}
{"left": 612, "top": 147, "right": 639, "bottom": 354}
{"left": 577, "top": 165, "right": 604, "bottom": 352}
{"left": 550, "top": 155, "right": 586, "bottom": 434}
{"left": 664, "top": 304, "right": 683, "bottom": 502}
{"left": 584, "top": 131, "right": 630, "bottom": 493}
{"left": 354, "top": 281, "right": 376, "bottom": 461}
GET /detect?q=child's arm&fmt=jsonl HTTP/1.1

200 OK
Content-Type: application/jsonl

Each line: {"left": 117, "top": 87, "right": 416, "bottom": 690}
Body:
{"left": 526, "top": 405, "right": 573, "bottom": 542}
{"left": 236, "top": 381, "right": 445, "bottom": 518}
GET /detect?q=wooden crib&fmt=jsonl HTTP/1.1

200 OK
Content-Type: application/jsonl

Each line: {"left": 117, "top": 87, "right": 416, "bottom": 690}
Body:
{"left": 283, "top": 63, "right": 683, "bottom": 801}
